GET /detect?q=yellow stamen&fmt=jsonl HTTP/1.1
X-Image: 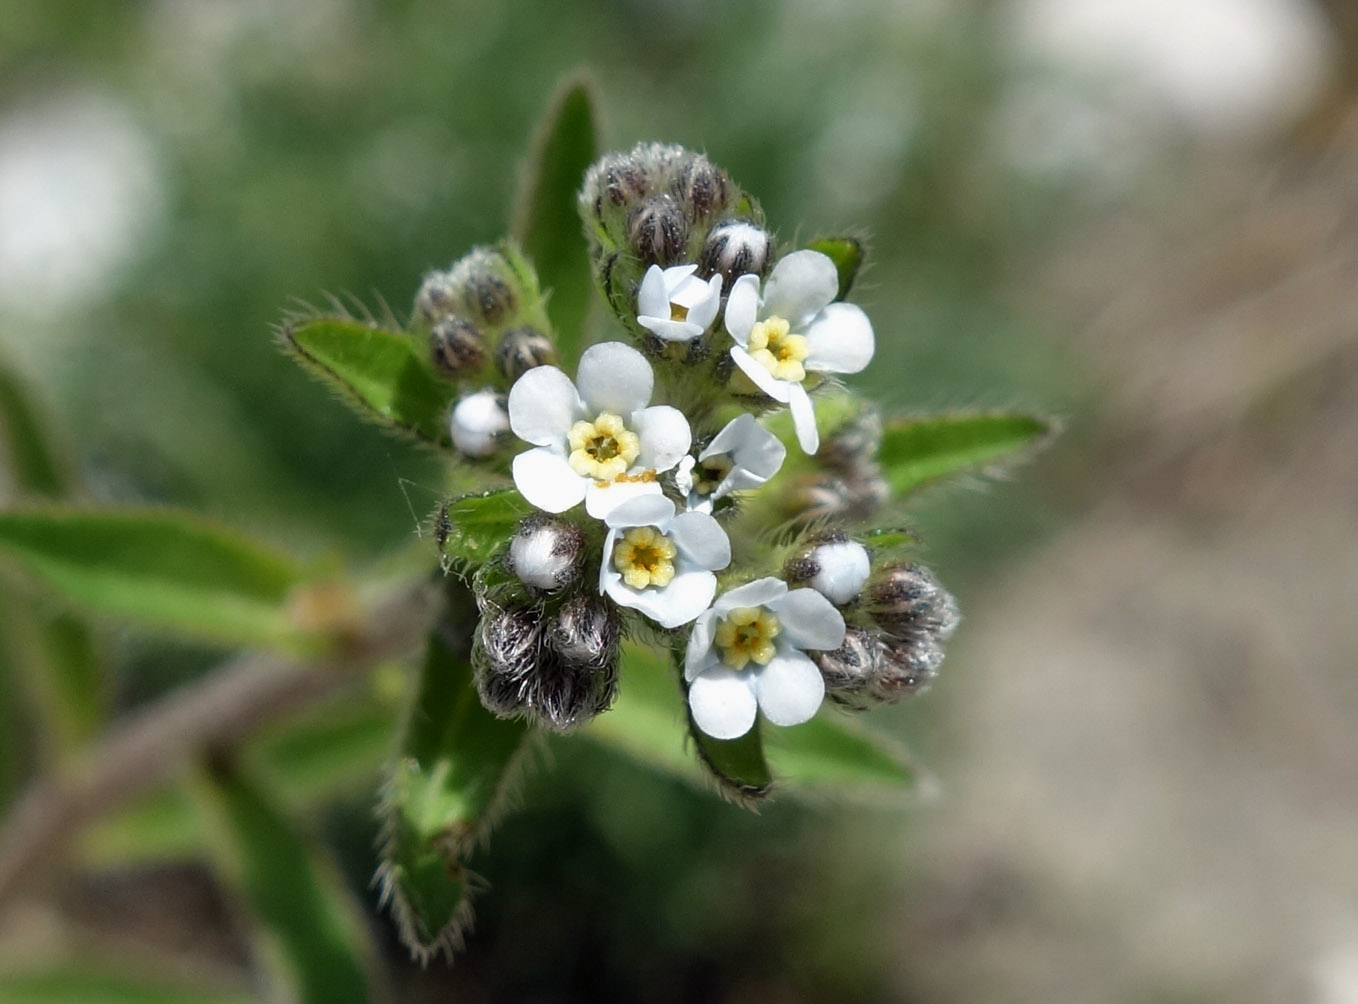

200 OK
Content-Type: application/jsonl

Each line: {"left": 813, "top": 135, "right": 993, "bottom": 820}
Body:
{"left": 612, "top": 526, "right": 677, "bottom": 590}
{"left": 693, "top": 454, "right": 734, "bottom": 495}
{"left": 747, "top": 315, "right": 809, "bottom": 383}
{"left": 669, "top": 302, "right": 690, "bottom": 322}
{"left": 714, "top": 606, "right": 781, "bottom": 671}
{"left": 568, "top": 411, "right": 641, "bottom": 481}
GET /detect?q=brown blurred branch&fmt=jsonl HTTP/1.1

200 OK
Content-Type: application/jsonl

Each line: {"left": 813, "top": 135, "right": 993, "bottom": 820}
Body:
{"left": 0, "top": 580, "right": 435, "bottom": 909}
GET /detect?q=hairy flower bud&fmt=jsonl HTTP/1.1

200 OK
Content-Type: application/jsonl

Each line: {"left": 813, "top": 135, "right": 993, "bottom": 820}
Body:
{"left": 866, "top": 563, "right": 960, "bottom": 642}
{"left": 788, "top": 537, "right": 871, "bottom": 605}
{"left": 429, "top": 316, "right": 486, "bottom": 378}
{"left": 871, "top": 632, "right": 945, "bottom": 702}
{"left": 546, "top": 594, "right": 620, "bottom": 671}
{"left": 698, "top": 220, "right": 772, "bottom": 286}
{"left": 449, "top": 390, "right": 509, "bottom": 457}
{"left": 672, "top": 156, "right": 731, "bottom": 219}
{"left": 813, "top": 625, "right": 946, "bottom": 708}
{"left": 628, "top": 196, "right": 689, "bottom": 267}
{"left": 446, "top": 248, "right": 516, "bottom": 325}
{"left": 508, "top": 515, "right": 585, "bottom": 591}
{"left": 496, "top": 326, "right": 557, "bottom": 384}
{"left": 413, "top": 270, "right": 462, "bottom": 325}
{"left": 812, "top": 627, "right": 880, "bottom": 696}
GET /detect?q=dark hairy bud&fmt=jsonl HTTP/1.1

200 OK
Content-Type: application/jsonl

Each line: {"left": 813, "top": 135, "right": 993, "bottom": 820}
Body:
{"left": 546, "top": 594, "right": 621, "bottom": 672}
{"left": 813, "top": 625, "right": 947, "bottom": 709}
{"left": 508, "top": 515, "right": 585, "bottom": 591}
{"left": 429, "top": 316, "right": 485, "bottom": 378}
{"left": 413, "top": 270, "right": 461, "bottom": 325}
{"left": 496, "top": 326, "right": 557, "bottom": 384}
{"left": 464, "top": 272, "right": 515, "bottom": 326}
{"left": 698, "top": 221, "right": 772, "bottom": 285}
{"left": 866, "top": 563, "right": 960, "bottom": 643}
{"left": 672, "top": 156, "right": 731, "bottom": 219}
{"left": 628, "top": 196, "right": 689, "bottom": 267}
{"left": 813, "top": 627, "right": 880, "bottom": 695}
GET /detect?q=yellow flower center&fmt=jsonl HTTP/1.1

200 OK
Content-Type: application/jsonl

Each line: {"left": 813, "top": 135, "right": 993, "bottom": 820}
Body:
{"left": 692, "top": 454, "right": 733, "bottom": 496}
{"left": 714, "top": 606, "right": 781, "bottom": 671}
{"left": 669, "top": 302, "right": 690, "bottom": 322}
{"left": 568, "top": 411, "right": 641, "bottom": 482}
{"left": 612, "top": 526, "right": 677, "bottom": 590}
{"left": 747, "top": 315, "right": 809, "bottom": 383}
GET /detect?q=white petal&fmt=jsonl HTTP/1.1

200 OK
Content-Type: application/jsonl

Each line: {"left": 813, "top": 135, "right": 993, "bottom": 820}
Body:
{"left": 788, "top": 382, "right": 819, "bottom": 454}
{"left": 577, "top": 341, "right": 653, "bottom": 416}
{"left": 754, "top": 650, "right": 825, "bottom": 727}
{"left": 808, "top": 541, "right": 871, "bottom": 604}
{"left": 636, "top": 265, "right": 670, "bottom": 320}
{"left": 637, "top": 316, "right": 704, "bottom": 343}
{"left": 598, "top": 528, "right": 621, "bottom": 594}
{"left": 512, "top": 448, "right": 587, "bottom": 513}
{"left": 662, "top": 263, "right": 698, "bottom": 286}
{"left": 724, "top": 274, "right": 761, "bottom": 343}
{"left": 631, "top": 405, "right": 690, "bottom": 473}
{"left": 512, "top": 524, "right": 575, "bottom": 589}
{"left": 767, "top": 587, "right": 845, "bottom": 651}
{"left": 604, "top": 493, "right": 675, "bottom": 530}
{"left": 449, "top": 391, "right": 509, "bottom": 457}
{"left": 674, "top": 455, "right": 697, "bottom": 498}
{"left": 761, "top": 250, "right": 839, "bottom": 327}
{"left": 704, "top": 415, "right": 785, "bottom": 500}
{"left": 585, "top": 478, "right": 663, "bottom": 519}
{"left": 685, "top": 609, "right": 719, "bottom": 682}
{"left": 688, "top": 669, "right": 759, "bottom": 740}
{"left": 507, "top": 366, "right": 581, "bottom": 446}
{"left": 730, "top": 346, "right": 792, "bottom": 403}
{"left": 667, "top": 511, "right": 730, "bottom": 571}
{"left": 612, "top": 568, "right": 716, "bottom": 629}
{"left": 682, "top": 274, "right": 724, "bottom": 331}
{"left": 714, "top": 576, "right": 787, "bottom": 615}
{"left": 804, "top": 302, "right": 874, "bottom": 375}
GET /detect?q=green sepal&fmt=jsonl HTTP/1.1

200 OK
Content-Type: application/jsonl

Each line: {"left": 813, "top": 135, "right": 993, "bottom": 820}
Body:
{"left": 690, "top": 716, "right": 774, "bottom": 803}
{"left": 282, "top": 316, "right": 454, "bottom": 445}
{"left": 803, "top": 236, "right": 864, "bottom": 301}
{"left": 188, "top": 761, "right": 377, "bottom": 1004}
{"left": 879, "top": 411, "right": 1057, "bottom": 498}
{"left": 0, "top": 508, "right": 305, "bottom": 648}
{"left": 512, "top": 75, "right": 600, "bottom": 364}
{"left": 436, "top": 488, "right": 533, "bottom": 572}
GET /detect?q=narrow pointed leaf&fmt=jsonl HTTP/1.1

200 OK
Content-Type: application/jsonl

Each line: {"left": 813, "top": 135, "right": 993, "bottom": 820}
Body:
{"left": 0, "top": 966, "right": 249, "bottom": 1004}
{"left": 0, "top": 600, "right": 103, "bottom": 750}
{"left": 0, "top": 509, "right": 302, "bottom": 646}
{"left": 189, "top": 762, "right": 377, "bottom": 1004}
{"left": 804, "top": 237, "right": 864, "bottom": 301}
{"left": 0, "top": 362, "right": 71, "bottom": 499}
{"left": 690, "top": 717, "right": 773, "bottom": 802}
{"left": 283, "top": 317, "right": 453, "bottom": 444}
{"left": 378, "top": 623, "right": 530, "bottom": 961}
{"left": 511, "top": 76, "right": 600, "bottom": 363}
{"left": 436, "top": 488, "right": 532, "bottom": 571}
{"left": 879, "top": 412, "right": 1056, "bottom": 498}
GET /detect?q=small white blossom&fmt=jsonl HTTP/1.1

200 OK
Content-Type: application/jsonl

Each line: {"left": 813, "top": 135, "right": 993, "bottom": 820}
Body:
{"left": 509, "top": 519, "right": 583, "bottom": 591}
{"left": 685, "top": 577, "right": 846, "bottom": 740}
{"left": 807, "top": 540, "right": 871, "bottom": 604}
{"left": 449, "top": 390, "right": 509, "bottom": 457}
{"left": 636, "top": 264, "right": 723, "bottom": 343}
{"left": 508, "top": 342, "right": 691, "bottom": 518}
{"left": 673, "top": 413, "right": 786, "bottom": 513}
{"left": 599, "top": 495, "right": 730, "bottom": 629}
{"left": 725, "top": 250, "right": 874, "bottom": 454}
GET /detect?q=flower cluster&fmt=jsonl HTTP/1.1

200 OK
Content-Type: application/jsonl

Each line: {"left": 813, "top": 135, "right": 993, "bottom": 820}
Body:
{"left": 431, "top": 142, "right": 959, "bottom": 744}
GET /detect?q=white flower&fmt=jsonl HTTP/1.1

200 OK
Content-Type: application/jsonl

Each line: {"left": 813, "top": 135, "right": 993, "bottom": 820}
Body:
{"left": 724, "top": 250, "right": 874, "bottom": 454}
{"left": 599, "top": 495, "right": 730, "bottom": 629}
{"left": 673, "top": 413, "right": 786, "bottom": 513}
{"left": 806, "top": 540, "right": 871, "bottom": 604}
{"left": 508, "top": 342, "right": 691, "bottom": 518}
{"left": 636, "top": 264, "right": 723, "bottom": 343}
{"left": 684, "top": 576, "right": 845, "bottom": 740}
{"left": 449, "top": 390, "right": 509, "bottom": 457}
{"left": 509, "top": 518, "right": 584, "bottom": 591}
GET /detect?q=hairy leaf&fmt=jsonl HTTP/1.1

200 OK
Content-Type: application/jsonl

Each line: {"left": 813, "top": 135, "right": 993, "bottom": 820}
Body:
{"left": 436, "top": 488, "right": 532, "bottom": 570}
{"left": 283, "top": 316, "right": 453, "bottom": 444}
{"left": 512, "top": 76, "right": 600, "bottom": 363}
{"left": 0, "top": 509, "right": 302, "bottom": 647}
{"left": 879, "top": 411, "right": 1056, "bottom": 498}
{"left": 804, "top": 236, "right": 864, "bottom": 301}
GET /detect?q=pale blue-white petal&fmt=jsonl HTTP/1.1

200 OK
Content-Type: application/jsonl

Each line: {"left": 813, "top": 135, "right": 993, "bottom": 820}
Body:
{"left": 804, "top": 302, "right": 874, "bottom": 375}
{"left": 513, "top": 447, "right": 587, "bottom": 513}
{"left": 667, "top": 511, "right": 731, "bottom": 571}
{"left": 610, "top": 568, "right": 716, "bottom": 629}
{"left": 637, "top": 315, "right": 704, "bottom": 342}
{"left": 584, "top": 478, "right": 663, "bottom": 519}
{"left": 576, "top": 341, "right": 653, "bottom": 416}
{"left": 787, "top": 382, "right": 819, "bottom": 454}
{"left": 753, "top": 650, "right": 825, "bottom": 727}
{"left": 636, "top": 265, "right": 670, "bottom": 320}
{"left": 704, "top": 414, "right": 785, "bottom": 500}
{"left": 767, "top": 587, "right": 845, "bottom": 651}
{"left": 808, "top": 541, "right": 870, "bottom": 604}
{"left": 598, "top": 528, "right": 622, "bottom": 595}
{"left": 688, "top": 668, "right": 759, "bottom": 740}
{"left": 730, "top": 346, "right": 792, "bottom": 403}
{"left": 631, "top": 405, "right": 691, "bottom": 473}
{"left": 507, "top": 366, "right": 581, "bottom": 446}
{"left": 713, "top": 576, "right": 787, "bottom": 615}
{"left": 604, "top": 493, "right": 676, "bottom": 530}
{"left": 724, "top": 274, "right": 762, "bottom": 343}
{"left": 682, "top": 273, "right": 724, "bottom": 331}
{"left": 685, "top": 608, "right": 719, "bottom": 681}
{"left": 761, "top": 250, "right": 839, "bottom": 328}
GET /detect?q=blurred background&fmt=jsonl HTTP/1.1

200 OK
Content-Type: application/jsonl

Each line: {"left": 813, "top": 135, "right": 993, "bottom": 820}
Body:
{"left": 2, "top": 0, "right": 1356, "bottom": 1000}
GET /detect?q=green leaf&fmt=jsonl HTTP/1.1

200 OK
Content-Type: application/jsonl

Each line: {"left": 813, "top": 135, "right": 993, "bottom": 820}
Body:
{"left": 437, "top": 488, "right": 532, "bottom": 570}
{"left": 189, "top": 762, "right": 376, "bottom": 1004}
{"left": 0, "top": 599, "right": 103, "bottom": 751}
{"left": 511, "top": 76, "right": 600, "bottom": 363}
{"left": 282, "top": 316, "right": 454, "bottom": 444}
{"left": 804, "top": 236, "right": 864, "bottom": 301}
{"left": 378, "top": 626, "right": 530, "bottom": 960}
{"left": 0, "top": 508, "right": 303, "bottom": 647}
{"left": 690, "top": 718, "right": 773, "bottom": 802}
{"left": 879, "top": 411, "right": 1056, "bottom": 498}
{"left": 0, "top": 362, "right": 70, "bottom": 499}
{"left": 763, "top": 713, "right": 916, "bottom": 792}
{"left": 0, "top": 966, "right": 249, "bottom": 1004}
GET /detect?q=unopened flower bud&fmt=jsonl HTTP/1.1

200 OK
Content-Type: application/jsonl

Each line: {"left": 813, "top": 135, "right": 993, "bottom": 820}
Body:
{"left": 791, "top": 538, "right": 871, "bottom": 605}
{"left": 429, "top": 316, "right": 486, "bottom": 378}
{"left": 582, "top": 154, "right": 650, "bottom": 220}
{"left": 812, "top": 627, "right": 880, "bottom": 696}
{"left": 546, "top": 594, "right": 620, "bottom": 671}
{"left": 698, "top": 221, "right": 772, "bottom": 285}
{"left": 413, "top": 270, "right": 461, "bottom": 325}
{"left": 474, "top": 606, "right": 541, "bottom": 717}
{"left": 509, "top": 515, "right": 585, "bottom": 591}
{"left": 496, "top": 326, "right": 557, "bottom": 384}
{"left": 628, "top": 196, "right": 689, "bottom": 267}
{"left": 871, "top": 633, "right": 945, "bottom": 702}
{"left": 672, "top": 156, "right": 731, "bottom": 219}
{"left": 866, "top": 563, "right": 960, "bottom": 642}
{"left": 448, "top": 390, "right": 509, "bottom": 457}
{"left": 813, "top": 625, "right": 947, "bottom": 708}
